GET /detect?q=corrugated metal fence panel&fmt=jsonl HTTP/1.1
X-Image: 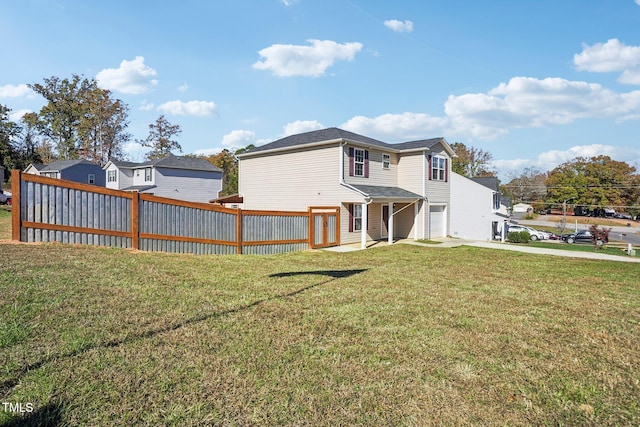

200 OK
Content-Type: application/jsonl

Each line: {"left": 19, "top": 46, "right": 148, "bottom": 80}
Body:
{"left": 327, "top": 214, "right": 337, "bottom": 244}
{"left": 314, "top": 215, "right": 324, "bottom": 245}
{"left": 20, "top": 179, "right": 132, "bottom": 248}
{"left": 242, "top": 243, "right": 309, "bottom": 255}
{"left": 242, "top": 214, "right": 308, "bottom": 242}
{"left": 138, "top": 199, "right": 237, "bottom": 254}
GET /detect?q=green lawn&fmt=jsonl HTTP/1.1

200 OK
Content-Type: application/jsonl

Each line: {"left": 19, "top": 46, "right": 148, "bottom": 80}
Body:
{"left": 1, "top": 239, "right": 639, "bottom": 425}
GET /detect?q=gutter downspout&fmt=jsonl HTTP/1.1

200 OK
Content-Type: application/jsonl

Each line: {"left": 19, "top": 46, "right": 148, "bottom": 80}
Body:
{"left": 339, "top": 141, "right": 372, "bottom": 249}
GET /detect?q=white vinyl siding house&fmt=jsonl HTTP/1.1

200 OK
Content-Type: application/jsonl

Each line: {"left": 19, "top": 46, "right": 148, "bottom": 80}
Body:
{"left": 239, "top": 128, "right": 455, "bottom": 248}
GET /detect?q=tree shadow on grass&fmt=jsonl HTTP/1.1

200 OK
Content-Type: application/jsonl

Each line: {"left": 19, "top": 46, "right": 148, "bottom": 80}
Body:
{"left": 0, "top": 268, "right": 367, "bottom": 399}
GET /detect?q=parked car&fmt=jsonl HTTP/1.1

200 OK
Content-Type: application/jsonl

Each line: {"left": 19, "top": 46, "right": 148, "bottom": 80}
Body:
{"left": 506, "top": 224, "right": 546, "bottom": 241}
{"left": 561, "top": 229, "right": 607, "bottom": 245}
{"left": 0, "top": 190, "right": 11, "bottom": 206}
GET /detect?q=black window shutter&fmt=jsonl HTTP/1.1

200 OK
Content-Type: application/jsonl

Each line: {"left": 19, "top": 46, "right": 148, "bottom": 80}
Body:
{"left": 348, "top": 203, "right": 354, "bottom": 232}
{"left": 348, "top": 147, "right": 354, "bottom": 177}
{"left": 364, "top": 150, "right": 369, "bottom": 178}
{"left": 428, "top": 155, "right": 432, "bottom": 180}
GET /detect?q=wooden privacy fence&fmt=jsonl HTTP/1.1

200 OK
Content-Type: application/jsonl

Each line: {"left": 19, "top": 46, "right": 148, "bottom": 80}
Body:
{"left": 11, "top": 170, "right": 340, "bottom": 255}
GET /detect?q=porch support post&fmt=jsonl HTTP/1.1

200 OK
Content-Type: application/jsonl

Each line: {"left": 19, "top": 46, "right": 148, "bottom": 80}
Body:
{"left": 387, "top": 202, "right": 394, "bottom": 245}
{"left": 414, "top": 201, "right": 419, "bottom": 240}
{"left": 361, "top": 202, "right": 368, "bottom": 249}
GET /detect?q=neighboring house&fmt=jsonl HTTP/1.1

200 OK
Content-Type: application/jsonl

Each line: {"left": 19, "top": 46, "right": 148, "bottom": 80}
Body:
{"left": 24, "top": 159, "right": 105, "bottom": 186}
{"left": 511, "top": 202, "right": 533, "bottom": 220}
{"left": 237, "top": 127, "right": 455, "bottom": 248}
{"left": 23, "top": 163, "right": 43, "bottom": 175}
{"left": 103, "top": 155, "right": 223, "bottom": 203}
{"left": 450, "top": 173, "right": 509, "bottom": 241}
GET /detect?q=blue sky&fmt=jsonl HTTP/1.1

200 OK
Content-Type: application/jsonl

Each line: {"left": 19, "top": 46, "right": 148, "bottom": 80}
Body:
{"left": 2, "top": 0, "right": 640, "bottom": 180}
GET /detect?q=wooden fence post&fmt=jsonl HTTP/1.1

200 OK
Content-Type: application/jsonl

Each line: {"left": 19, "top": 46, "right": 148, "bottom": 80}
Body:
{"left": 236, "top": 208, "right": 243, "bottom": 254}
{"left": 131, "top": 191, "right": 139, "bottom": 249}
{"left": 11, "top": 170, "right": 21, "bottom": 242}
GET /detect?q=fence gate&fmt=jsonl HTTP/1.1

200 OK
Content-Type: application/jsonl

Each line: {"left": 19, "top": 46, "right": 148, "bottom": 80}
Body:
{"left": 309, "top": 206, "right": 340, "bottom": 249}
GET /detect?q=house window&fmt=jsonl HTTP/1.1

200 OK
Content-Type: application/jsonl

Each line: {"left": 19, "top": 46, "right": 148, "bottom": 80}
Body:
{"left": 107, "top": 170, "right": 117, "bottom": 182}
{"left": 88, "top": 174, "right": 95, "bottom": 184}
{"left": 382, "top": 154, "right": 390, "bottom": 170}
{"left": 431, "top": 155, "right": 447, "bottom": 181}
{"left": 349, "top": 147, "right": 369, "bottom": 178}
{"left": 354, "top": 149, "right": 365, "bottom": 177}
{"left": 144, "top": 167, "right": 152, "bottom": 182}
{"left": 493, "top": 193, "right": 500, "bottom": 210}
{"left": 42, "top": 172, "right": 59, "bottom": 179}
{"left": 353, "top": 204, "right": 362, "bottom": 231}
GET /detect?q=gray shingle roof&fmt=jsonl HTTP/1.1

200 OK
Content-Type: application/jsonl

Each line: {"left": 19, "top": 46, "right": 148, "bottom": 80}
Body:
{"left": 40, "top": 159, "right": 100, "bottom": 172}
{"left": 241, "top": 127, "right": 446, "bottom": 156}
{"left": 471, "top": 176, "right": 500, "bottom": 192}
{"left": 111, "top": 156, "right": 222, "bottom": 172}
{"left": 349, "top": 184, "right": 423, "bottom": 200}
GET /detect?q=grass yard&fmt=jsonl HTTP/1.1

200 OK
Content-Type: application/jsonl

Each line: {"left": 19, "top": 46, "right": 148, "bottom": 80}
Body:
{"left": 1, "top": 238, "right": 639, "bottom": 426}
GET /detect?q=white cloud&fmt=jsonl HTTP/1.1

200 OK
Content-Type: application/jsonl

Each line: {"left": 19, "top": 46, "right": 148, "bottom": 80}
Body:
{"left": 341, "top": 112, "right": 449, "bottom": 142}
{"left": 8, "top": 109, "right": 32, "bottom": 121}
{"left": 221, "top": 130, "right": 258, "bottom": 147}
{"left": 0, "top": 84, "right": 33, "bottom": 98}
{"left": 384, "top": 19, "right": 414, "bottom": 33}
{"left": 574, "top": 39, "right": 640, "bottom": 85}
{"left": 282, "top": 120, "right": 324, "bottom": 136}
{"left": 140, "top": 100, "right": 155, "bottom": 111}
{"left": 444, "top": 76, "right": 640, "bottom": 139}
{"left": 193, "top": 147, "right": 223, "bottom": 156}
{"left": 252, "top": 39, "right": 363, "bottom": 77}
{"left": 574, "top": 39, "right": 640, "bottom": 72}
{"left": 157, "top": 100, "right": 217, "bottom": 116}
{"left": 177, "top": 83, "right": 189, "bottom": 92}
{"left": 636, "top": 0, "right": 640, "bottom": 6}
{"left": 122, "top": 141, "right": 149, "bottom": 162}
{"left": 96, "top": 56, "right": 159, "bottom": 95}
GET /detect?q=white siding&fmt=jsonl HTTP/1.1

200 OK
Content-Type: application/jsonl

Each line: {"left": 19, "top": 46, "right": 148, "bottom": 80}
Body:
{"left": 105, "top": 164, "right": 120, "bottom": 189}
{"left": 450, "top": 172, "right": 503, "bottom": 241}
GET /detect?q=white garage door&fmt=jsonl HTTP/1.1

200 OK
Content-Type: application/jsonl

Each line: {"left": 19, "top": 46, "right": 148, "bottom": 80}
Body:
{"left": 429, "top": 205, "right": 446, "bottom": 238}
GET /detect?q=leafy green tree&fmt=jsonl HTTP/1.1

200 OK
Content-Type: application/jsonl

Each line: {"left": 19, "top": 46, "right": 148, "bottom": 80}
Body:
{"left": 138, "top": 115, "right": 182, "bottom": 160}
{"left": 28, "top": 75, "right": 130, "bottom": 164}
{"left": 199, "top": 144, "right": 255, "bottom": 196}
{"left": 502, "top": 167, "right": 547, "bottom": 204}
{"left": 450, "top": 142, "right": 495, "bottom": 177}
{"left": 78, "top": 89, "right": 130, "bottom": 165}
{"left": 0, "top": 104, "right": 22, "bottom": 172}
{"left": 546, "top": 156, "right": 637, "bottom": 210}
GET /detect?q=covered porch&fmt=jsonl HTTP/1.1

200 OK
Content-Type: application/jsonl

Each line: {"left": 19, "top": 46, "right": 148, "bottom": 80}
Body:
{"left": 347, "top": 185, "right": 425, "bottom": 250}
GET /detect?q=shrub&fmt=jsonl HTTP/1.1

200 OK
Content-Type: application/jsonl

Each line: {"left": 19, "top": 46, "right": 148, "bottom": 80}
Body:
{"left": 507, "top": 231, "right": 530, "bottom": 243}
{"left": 589, "top": 224, "right": 611, "bottom": 250}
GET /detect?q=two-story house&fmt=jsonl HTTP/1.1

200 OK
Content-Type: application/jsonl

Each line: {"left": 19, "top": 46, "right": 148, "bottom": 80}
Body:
{"left": 24, "top": 159, "right": 105, "bottom": 186}
{"left": 237, "top": 127, "right": 455, "bottom": 249}
{"left": 102, "top": 155, "right": 223, "bottom": 204}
